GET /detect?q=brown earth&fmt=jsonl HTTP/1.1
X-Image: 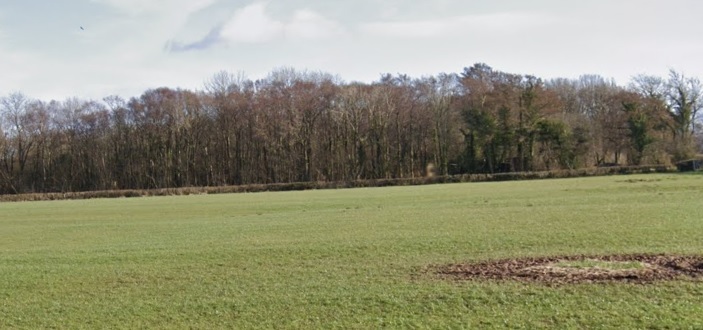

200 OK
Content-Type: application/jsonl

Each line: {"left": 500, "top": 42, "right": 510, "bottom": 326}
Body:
{"left": 435, "top": 254, "right": 703, "bottom": 285}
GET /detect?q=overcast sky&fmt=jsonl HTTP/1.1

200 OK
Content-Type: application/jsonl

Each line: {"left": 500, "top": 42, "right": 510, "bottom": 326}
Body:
{"left": 1, "top": 0, "right": 702, "bottom": 101}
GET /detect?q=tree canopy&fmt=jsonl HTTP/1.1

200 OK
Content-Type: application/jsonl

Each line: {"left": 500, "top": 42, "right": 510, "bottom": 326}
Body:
{"left": 0, "top": 65, "right": 700, "bottom": 194}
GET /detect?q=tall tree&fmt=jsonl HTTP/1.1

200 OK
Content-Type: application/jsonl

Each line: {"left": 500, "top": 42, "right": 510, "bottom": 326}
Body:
{"left": 632, "top": 71, "right": 702, "bottom": 160}
{"left": 0, "top": 92, "right": 35, "bottom": 192}
{"left": 665, "top": 70, "right": 702, "bottom": 159}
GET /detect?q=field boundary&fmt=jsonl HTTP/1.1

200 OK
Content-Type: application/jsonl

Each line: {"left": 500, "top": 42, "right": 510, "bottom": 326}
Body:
{"left": 0, "top": 165, "right": 677, "bottom": 202}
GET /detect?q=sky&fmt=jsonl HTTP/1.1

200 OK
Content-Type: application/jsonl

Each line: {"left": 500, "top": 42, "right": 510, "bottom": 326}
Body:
{"left": 1, "top": 0, "right": 702, "bottom": 101}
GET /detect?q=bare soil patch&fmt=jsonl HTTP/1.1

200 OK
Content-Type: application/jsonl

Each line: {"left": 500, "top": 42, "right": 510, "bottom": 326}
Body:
{"left": 435, "top": 254, "right": 703, "bottom": 285}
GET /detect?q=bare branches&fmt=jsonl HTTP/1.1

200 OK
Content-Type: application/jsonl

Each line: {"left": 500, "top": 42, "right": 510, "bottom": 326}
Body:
{"left": 0, "top": 65, "right": 700, "bottom": 194}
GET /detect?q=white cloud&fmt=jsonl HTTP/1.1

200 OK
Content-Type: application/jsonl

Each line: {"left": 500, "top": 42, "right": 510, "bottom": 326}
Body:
{"left": 4, "top": 0, "right": 703, "bottom": 102}
{"left": 220, "top": 2, "right": 284, "bottom": 43}
{"left": 218, "top": 2, "right": 344, "bottom": 44}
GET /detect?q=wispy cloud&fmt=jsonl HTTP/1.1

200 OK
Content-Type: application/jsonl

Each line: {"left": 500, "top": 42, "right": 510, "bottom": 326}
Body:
{"left": 166, "top": 2, "right": 344, "bottom": 52}
{"left": 164, "top": 25, "right": 224, "bottom": 52}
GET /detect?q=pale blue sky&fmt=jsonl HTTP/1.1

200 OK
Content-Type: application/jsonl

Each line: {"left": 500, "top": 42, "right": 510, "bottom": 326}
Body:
{"left": 1, "top": 0, "right": 702, "bottom": 101}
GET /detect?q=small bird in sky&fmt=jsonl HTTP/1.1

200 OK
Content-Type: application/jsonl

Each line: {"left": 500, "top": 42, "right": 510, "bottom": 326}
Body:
{"left": 80, "top": 26, "right": 85, "bottom": 30}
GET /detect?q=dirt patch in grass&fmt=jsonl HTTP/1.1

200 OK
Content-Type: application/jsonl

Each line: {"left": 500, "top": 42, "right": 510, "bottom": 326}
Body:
{"left": 435, "top": 254, "right": 703, "bottom": 285}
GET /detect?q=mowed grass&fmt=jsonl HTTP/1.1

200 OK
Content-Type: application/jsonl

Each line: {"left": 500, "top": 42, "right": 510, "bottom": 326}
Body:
{"left": 1, "top": 173, "right": 703, "bottom": 328}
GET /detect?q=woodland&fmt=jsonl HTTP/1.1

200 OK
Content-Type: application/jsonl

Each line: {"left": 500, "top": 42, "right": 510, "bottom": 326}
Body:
{"left": 0, "top": 63, "right": 701, "bottom": 194}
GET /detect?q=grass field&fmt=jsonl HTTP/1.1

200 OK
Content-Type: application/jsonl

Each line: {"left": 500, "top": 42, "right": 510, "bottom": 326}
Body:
{"left": 1, "top": 173, "right": 703, "bottom": 328}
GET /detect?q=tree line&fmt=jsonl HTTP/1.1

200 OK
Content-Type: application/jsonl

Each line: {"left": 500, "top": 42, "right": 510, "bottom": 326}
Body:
{"left": 1, "top": 64, "right": 701, "bottom": 194}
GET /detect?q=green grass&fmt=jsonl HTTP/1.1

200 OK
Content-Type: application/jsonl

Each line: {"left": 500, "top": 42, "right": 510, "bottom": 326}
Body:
{"left": 1, "top": 173, "right": 703, "bottom": 328}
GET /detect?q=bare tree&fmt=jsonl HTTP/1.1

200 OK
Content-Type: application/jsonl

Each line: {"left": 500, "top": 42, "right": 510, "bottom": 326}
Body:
{"left": 632, "top": 71, "right": 702, "bottom": 160}
{"left": 205, "top": 70, "right": 251, "bottom": 97}
{"left": 0, "top": 93, "right": 36, "bottom": 191}
{"left": 666, "top": 70, "right": 702, "bottom": 140}
{"left": 0, "top": 65, "right": 699, "bottom": 195}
